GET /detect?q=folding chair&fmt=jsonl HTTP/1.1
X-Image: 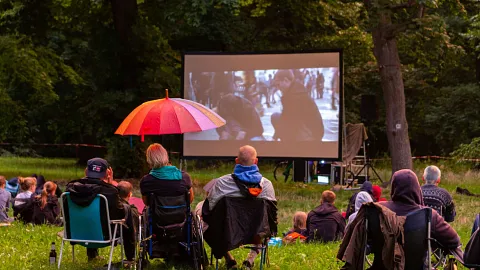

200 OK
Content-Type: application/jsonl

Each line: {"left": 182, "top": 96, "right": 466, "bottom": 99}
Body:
{"left": 58, "top": 192, "right": 125, "bottom": 270}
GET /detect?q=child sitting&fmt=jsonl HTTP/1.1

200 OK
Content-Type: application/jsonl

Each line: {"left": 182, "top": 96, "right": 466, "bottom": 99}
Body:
{"left": 117, "top": 181, "right": 139, "bottom": 266}
{"left": 32, "top": 181, "right": 61, "bottom": 225}
{"left": 0, "top": 176, "right": 14, "bottom": 223}
{"left": 13, "top": 177, "right": 37, "bottom": 223}
{"left": 283, "top": 211, "right": 308, "bottom": 244}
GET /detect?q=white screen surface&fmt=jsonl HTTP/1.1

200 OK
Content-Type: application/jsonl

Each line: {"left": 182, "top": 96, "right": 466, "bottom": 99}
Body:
{"left": 183, "top": 52, "right": 342, "bottom": 159}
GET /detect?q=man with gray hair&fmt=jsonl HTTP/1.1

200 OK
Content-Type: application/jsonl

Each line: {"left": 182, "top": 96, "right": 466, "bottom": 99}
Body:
{"left": 421, "top": 165, "right": 456, "bottom": 222}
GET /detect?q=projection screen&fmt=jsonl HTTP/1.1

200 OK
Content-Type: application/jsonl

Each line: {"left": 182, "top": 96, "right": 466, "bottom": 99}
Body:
{"left": 182, "top": 51, "right": 342, "bottom": 159}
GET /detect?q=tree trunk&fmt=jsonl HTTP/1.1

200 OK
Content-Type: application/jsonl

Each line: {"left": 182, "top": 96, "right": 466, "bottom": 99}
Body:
{"left": 371, "top": 13, "right": 413, "bottom": 173}
{"left": 110, "top": 0, "right": 138, "bottom": 89}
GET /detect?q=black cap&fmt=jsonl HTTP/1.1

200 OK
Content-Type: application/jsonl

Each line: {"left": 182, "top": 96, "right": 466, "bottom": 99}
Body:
{"left": 86, "top": 158, "right": 109, "bottom": 179}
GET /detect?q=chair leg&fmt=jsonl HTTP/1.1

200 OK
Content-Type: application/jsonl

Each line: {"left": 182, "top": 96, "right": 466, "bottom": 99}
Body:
{"left": 120, "top": 224, "right": 124, "bottom": 264}
{"left": 108, "top": 225, "right": 118, "bottom": 270}
{"left": 215, "top": 259, "right": 219, "bottom": 270}
{"left": 57, "top": 240, "right": 65, "bottom": 269}
{"left": 72, "top": 245, "right": 75, "bottom": 263}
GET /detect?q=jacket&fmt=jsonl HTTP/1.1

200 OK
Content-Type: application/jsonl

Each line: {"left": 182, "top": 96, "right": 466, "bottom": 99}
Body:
{"left": 306, "top": 202, "right": 345, "bottom": 242}
{"left": 337, "top": 202, "right": 406, "bottom": 270}
{"left": 32, "top": 195, "right": 61, "bottom": 225}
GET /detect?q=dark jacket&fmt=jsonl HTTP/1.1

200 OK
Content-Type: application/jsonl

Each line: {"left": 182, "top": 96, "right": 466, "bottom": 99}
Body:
{"left": 202, "top": 197, "right": 278, "bottom": 259}
{"left": 35, "top": 175, "right": 63, "bottom": 198}
{"left": 32, "top": 194, "right": 61, "bottom": 225}
{"left": 278, "top": 80, "right": 324, "bottom": 141}
{"left": 345, "top": 181, "right": 374, "bottom": 219}
{"left": 306, "top": 202, "right": 345, "bottom": 242}
{"left": 379, "top": 169, "right": 460, "bottom": 249}
{"left": 337, "top": 202, "right": 406, "bottom": 270}
{"left": 66, "top": 178, "right": 125, "bottom": 220}
{"left": 421, "top": 184, "right": 456, "bottom": 222}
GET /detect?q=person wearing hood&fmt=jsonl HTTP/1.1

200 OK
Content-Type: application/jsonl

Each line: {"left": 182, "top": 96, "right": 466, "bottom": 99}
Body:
{"left": 346, "top": 191, "right": 373, "bottom": 230}
{"left": 140, "top": 143, "right": 193, "bottom": 204}
{"left": 345, "top": 181, "right": 374, "bottom": 219}
{"left": 204, "top": 145, "right": 276, "bottom": 269}
{"left": 379, "top": 169, "right": 460, "bottom": 249}
{"left": 372, "top": 185, "right": 387, "bottom": 202}
{"left": 306, "top": 190, "right": 345, "bottom": 243}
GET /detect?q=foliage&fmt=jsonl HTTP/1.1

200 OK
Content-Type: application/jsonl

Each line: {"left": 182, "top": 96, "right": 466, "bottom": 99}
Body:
{"left": 451, "top": 137, "right": 480, "bottom": 160}
{"left": 106, "top": 137, "right": 150, "bottom": 178}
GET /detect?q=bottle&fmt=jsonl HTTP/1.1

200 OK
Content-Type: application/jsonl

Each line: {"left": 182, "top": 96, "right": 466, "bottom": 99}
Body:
{"left": 49, "top": 242, "right": 57, "bottom": 265}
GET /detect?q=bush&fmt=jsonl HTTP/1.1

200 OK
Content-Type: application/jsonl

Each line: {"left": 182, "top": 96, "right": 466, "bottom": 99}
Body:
{"left": 106, "top": 137, "right": 150, "bottom": 179}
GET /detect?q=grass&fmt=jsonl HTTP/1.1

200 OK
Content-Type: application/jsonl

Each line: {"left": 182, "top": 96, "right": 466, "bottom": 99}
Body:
{"left": 1, "top": 157, "right": 479, "bottom": 269}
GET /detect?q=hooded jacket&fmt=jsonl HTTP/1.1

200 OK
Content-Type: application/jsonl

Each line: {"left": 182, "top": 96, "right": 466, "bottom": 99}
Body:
{"left": 306, "top": 202, "right": 345, "bottom": 242}
{"left": 346, "top": 181, "right": 374, "bottom": 219}
{"left": 347, "top": 191, "right": 373, "bottom": 227}
{"left": 379, "top": 169, "right": 460, "bottom": 249}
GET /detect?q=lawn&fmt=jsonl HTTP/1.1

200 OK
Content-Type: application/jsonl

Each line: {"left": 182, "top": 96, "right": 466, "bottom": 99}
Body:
{"left": 1, "top": 157, "right": 479, "bottom": 269}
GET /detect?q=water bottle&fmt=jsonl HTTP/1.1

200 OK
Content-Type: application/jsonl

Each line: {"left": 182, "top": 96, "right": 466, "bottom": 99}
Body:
{"left": 49, "top": 242, "right": 57, "bottom": 265}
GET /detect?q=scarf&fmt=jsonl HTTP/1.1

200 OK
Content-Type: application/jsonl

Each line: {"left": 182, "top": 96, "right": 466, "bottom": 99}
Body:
{"left": 149, "top": 166, "right": 182, "bottom": 180}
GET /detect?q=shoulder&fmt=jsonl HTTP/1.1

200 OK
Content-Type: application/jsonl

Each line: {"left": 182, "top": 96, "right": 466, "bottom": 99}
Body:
{"left": 438, "top": 187, "right": 453, "bottom": 197}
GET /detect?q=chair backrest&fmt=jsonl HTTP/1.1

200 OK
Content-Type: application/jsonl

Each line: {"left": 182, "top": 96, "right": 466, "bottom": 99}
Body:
{"left": 423, "top": 196, "right": 444, "bottom": 217}
{"left": 364, "top": 205, "right": 386, "bottom": 269}
{"left": 149, "top": 192, "right": 189, "bottom": 228}
{"left": 60, "top": 192, "right": 113, "bottom": 246}
{"left": 404, "top": 208, "right": 432, "bottom": 270}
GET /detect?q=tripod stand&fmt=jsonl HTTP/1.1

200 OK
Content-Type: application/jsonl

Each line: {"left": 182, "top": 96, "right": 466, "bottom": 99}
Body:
{"left": 353, "top": 139, "right": 384, "bottom": 185}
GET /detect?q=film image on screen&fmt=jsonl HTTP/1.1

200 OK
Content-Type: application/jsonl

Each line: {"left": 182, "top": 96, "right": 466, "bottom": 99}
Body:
{"left": 183, "top": 52, "right": 342, "bottom": 159}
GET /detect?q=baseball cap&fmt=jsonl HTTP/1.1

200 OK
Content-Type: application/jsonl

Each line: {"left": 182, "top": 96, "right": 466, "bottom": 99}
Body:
{"left": 86, "top": 158, "right": 110, "bottom": 179}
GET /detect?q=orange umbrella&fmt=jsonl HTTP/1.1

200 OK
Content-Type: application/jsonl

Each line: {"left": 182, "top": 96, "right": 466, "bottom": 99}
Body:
{"left": 115, "top": 90, "right": 225, "bottom": 141}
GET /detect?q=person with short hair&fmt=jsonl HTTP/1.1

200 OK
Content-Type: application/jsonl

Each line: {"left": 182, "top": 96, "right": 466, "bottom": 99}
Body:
{"left": 66, "top": 158, "right": 135, "bottom": 264}
{"left": 0, "top": 176, "right": 14, "bottom": 223}
{"left": 204, "top": 145, "right": 277, "bottom": 269}
{"left": 306, "top": 190, "right": 345, "bottom": 242}
{"left": 32, "top": 181, "right": 61, "bottom": 225}
{"left": 421, "top": 165, "right": 456, "bottom": 222}
{"left": 140, "top": 143, "right": 193, "bottom": 204}
{"left": 270, "top": 69, "right": 324, "bottom": 142}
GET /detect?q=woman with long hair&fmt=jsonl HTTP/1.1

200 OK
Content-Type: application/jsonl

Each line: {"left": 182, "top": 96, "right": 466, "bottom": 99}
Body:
{"left": 32, "top": 181, "right": 61, "bottom": 225}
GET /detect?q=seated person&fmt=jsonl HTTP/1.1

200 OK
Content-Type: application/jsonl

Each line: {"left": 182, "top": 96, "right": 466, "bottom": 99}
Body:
{"left": 140, "top": 143, "right": 193, "bottom": 204}
{"left": 379, "top": 169, "right": 460, "bottom": 249}
{"left": 346, "top": 191, "right": 373, "bottom": 231}
{"left": 13, "top": 177, "right": 37, "bottom": 223}
{"left": 6, "top": 177, "right": 20, "bottom": 198}
{"left": 306, "top": 190, "right": 345, "bottom": 242}
{"left": 117, "top": 181, "right": 139, "bottom": 267}
{"left": 0, "top": 176, "right": 14, "bottom": 223}
{"left": 372, "top": 185, "right": 387, "bottom": 202}
{"left": 66, "top": 158, "right": 135, "bottom": 264}
{"left": 421, "top": 165, "right": 456, "bottom": 222}
{"left": 139, "top": 143, "right": 193, "bottom": 261}
{"left": 204, "top": 145, "right": 276, "bottom": 269}
{"left": 283, "top": 211, "right": 307, "bottom": 244}
{"left": 34, "top": 175, "right": 63, "bottom": 198}
{"left": 32, "top": 181, "right": 61, "bottom": 225}
{"left": 345, "top": 181, "right": 374, "bottom": 219}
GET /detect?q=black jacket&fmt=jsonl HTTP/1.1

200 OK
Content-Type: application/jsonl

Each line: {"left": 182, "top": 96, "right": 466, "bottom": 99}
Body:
{"left": 306, "top": 202, "right": 345, "bottom": 242}
{"left": 32, "top": 195, "right": 61, "bottom": 225}
{"left": 203, "top": 197, "right": 278, "bottom": 258}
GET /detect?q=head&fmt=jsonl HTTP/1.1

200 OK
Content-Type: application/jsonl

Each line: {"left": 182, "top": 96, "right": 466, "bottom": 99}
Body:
{"left": 18, "top": 177, "right": 37, "bottom": 192}
{"left": 360, "top": 181, "right": 373, "bottom": 194}
{"left": 0, "top": 176, "right": 5, "bottom": 188}
{"left": 38, "top": 181, "right": 57, "bottom": 209}
{"left": 273, "top": 70, "right": 295, "bottom": 91}
{"left": 292, "top": 211, "right": 307, "bottom": 231}
{"left": 423, "top": 165, "right": 441, "bottom": 186}
{"left": 36, "top": 175, "right": 46, "bottom": 188}
{"left": 146, "top": 143, "right": 169, "bottom": 169}
{"left": 117, "top": 181, "right": 133, "bottom": 201}
{"left": 321, "top": 190, "right": 336, "bottom": 205}
{"left": 235, "top": 145, "right": 258, "bottom": 166}
{"left": 391, "top": 169, "right": 424, "bottom": 206}
{"left": 372, "top": 185, "right": 382, "bottom": 201}
{"left": 355, "top": 191, "right": 373, "bottom": 212}
{"left": 85, "top": 158, "right": 113, "bottom": 183}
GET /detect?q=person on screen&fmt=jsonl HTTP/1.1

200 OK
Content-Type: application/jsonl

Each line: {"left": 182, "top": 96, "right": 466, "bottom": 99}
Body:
{"left": 216, "top": 93, "right": 264, "bottom": 140}
{"left": 190, "top": 72, "right": 213, "bottom": 107}
{"left": 210, "top": 72, "right": 235, "bottom": 108}
{"left": 271, "top": 69, "right": 324, "bottom": 142}
{"left": 315, "top": 71, "right": 324, "bottom": 99}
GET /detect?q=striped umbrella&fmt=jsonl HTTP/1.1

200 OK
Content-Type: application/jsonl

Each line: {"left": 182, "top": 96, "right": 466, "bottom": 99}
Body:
{"left": 115, "top": 90, "right": 225, "bottom": 141}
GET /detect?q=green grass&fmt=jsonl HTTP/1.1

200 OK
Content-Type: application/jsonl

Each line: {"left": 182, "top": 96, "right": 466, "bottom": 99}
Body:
{"left": 1, "top": 158, "right": 479, "bottom": 269}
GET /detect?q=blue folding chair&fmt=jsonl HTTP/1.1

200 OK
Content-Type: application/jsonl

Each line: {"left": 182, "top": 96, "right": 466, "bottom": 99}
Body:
{"left": 58, "top": 192, "right": 125, "bottom": 270}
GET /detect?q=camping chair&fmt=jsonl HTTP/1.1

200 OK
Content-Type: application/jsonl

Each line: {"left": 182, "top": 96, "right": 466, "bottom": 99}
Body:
{"left": 203, "top": 197, "right": 276, "bottom": 270}
{"left": 363, "top": 207, "right": 433, "bottom": 269}
{"left": 58, "top": 192, "right": 126, "bottom": 270}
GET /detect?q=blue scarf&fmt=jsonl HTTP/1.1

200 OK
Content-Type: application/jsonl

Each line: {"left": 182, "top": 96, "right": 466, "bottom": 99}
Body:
{"left": 150, "top": 166, "right": 182, "bottom": 180}
{"left": 233, "top": 164, "right": 262, "bottom": 184}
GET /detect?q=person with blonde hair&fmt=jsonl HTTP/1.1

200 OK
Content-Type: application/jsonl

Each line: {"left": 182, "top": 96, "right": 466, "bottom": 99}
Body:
{"left": 32, "top": 181, "right": 61, "bottom": 225}
{"left": 306, "top": 190, "right": 345, "bottom": 242}
{"left": 283, "top": 211, "right": 308, "bottom": 244}
{"left": 140, "top": 143, "right": 194, "bottom": 204}
{"left": 13, "top": 177, "right": 37, "bottom": 223}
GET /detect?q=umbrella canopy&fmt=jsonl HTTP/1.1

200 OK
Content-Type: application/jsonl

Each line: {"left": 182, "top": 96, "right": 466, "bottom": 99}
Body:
{"left": 115, "top": 90, "right": 225, "bottom": 141}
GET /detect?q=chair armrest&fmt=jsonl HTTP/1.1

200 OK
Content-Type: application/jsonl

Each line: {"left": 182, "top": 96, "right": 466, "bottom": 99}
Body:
{"left": 111, "top": 219, "right": 126, "bottom": 224}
